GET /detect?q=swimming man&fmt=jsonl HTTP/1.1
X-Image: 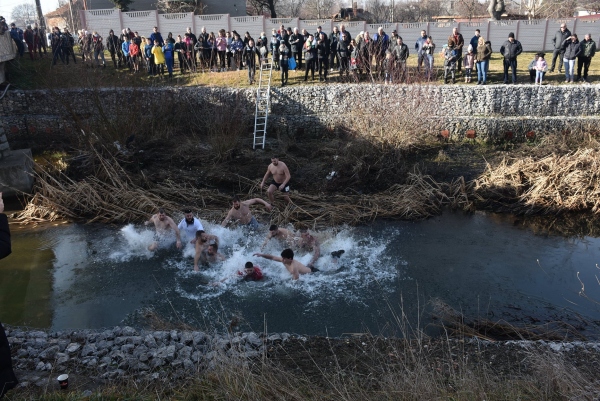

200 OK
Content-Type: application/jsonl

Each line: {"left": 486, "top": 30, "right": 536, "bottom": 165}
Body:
{"left": 145, "top": 208, "right": 182, "bottom": 251}
{"left": 221, "top": 195, "right": 272, "bottom": 230}
{"left": 197, "top": 243, "right": 225, "bottom": 268}
{"left": 260, "top": 156, "right": 291, "bottom": 204}
{"left": 213, "top": 262, "right": 264, "bottom": 285}
{"left": 253, "top": 248, "right": 316, "bottom": 280}
{"left": 194, "top": 230, "right": 220, "bottom": 271}
{"left": 261, "top": 224, "right": 296, "bottom": 250}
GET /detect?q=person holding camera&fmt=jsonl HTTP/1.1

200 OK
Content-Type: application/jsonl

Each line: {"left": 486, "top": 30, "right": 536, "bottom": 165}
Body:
{"left": 562, "top": 34, "right": 581, "bottom": 83}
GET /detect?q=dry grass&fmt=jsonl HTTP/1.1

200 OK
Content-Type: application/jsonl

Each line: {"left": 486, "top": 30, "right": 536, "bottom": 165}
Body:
{"left": 473, "top": 149, "right": 600, "bottom": 215}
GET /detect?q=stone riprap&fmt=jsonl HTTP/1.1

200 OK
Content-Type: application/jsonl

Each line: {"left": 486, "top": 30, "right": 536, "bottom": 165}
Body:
{"left": 1, "top": 84, "right": 599, "bottom": 146}
{"left": 6, "top": 325, "right": 291, "bottom": 382}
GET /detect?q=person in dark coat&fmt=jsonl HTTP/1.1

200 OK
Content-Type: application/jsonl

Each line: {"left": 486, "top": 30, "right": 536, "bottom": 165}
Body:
{"left": 303, "top": 34, "right": 317, "bottom": 81}
{"left": 0, "top": 193, "right": 17, "bottom": 399}
{"left": 500, "top": 32, "right": 523, "bottom": 84}
{"left": 550, "top": 23, "right": 571, "bottom": 73}
{"left": 289, "top": 28, "right": 303, "bottom": 69}
{"left": 337, "top": 32, "right": 351, "bottom": 81}
{"left": 242, "top": 39, "right": 259, "bottom": 84}
{"left": 317, "top": 32, "right": 329, "bottom": 81}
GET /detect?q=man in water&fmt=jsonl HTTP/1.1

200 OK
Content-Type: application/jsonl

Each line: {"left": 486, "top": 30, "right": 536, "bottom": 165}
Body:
{"left": 213, "top": 261, "right": 263, "bottom": 285}
{"left": 145, "top": 208, "right": 182, "bottom": 251}
{"left": 221, "top": 195, "right": 272, "bottom": 230}
{"left": 194, "top": 230, "right": 220, "bottom": 271}
{"left": 197, "top": 243, "right": 225, "bottom": 268}
{"left": 297, "top": 229, "right": 345, "bottom": 268}
{"left": 253, "top": 248, "right": 315, "bottom": 280}
{"left": 177, "top": 209, "right": 204, "bottom": 243}
{"left": 261, "top": 224, "right": 296, "bottom": 250}
{"left": 260, "top": 156, "right": 291, "bottom": 204}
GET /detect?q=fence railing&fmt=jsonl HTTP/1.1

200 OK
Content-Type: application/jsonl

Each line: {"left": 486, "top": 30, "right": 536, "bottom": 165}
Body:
{"left": 80, "top": 10, "right": 600, "bottom": 53}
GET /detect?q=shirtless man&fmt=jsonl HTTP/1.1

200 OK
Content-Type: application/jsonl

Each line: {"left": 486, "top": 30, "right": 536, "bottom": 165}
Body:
{"left": 298, "top": 229, "right": 345, "bottom": 268}
{"left": 197, "top": 243, "right": 225, "bottom": 268}
{"left": 253, "top": 248, "right": 317, "bottom": 280}
{"left": 221, "top": 195, "right": 272, "bottom": 230}
{"left": 144, "top": 208, "right": 182, "bottom": 251}
{"left": 261, "top": 224, "right": 296, "bottom": 250}
{"left": 194, "top": 230, "right": 220, "bottom": 271}
{"left": 260, "top": 156, "right": 291, "bottom": 204}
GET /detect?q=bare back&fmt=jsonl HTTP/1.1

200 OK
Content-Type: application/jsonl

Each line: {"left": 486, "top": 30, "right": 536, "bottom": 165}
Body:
{"left": 283, "top": 259, "right": 312, "bottom": 279}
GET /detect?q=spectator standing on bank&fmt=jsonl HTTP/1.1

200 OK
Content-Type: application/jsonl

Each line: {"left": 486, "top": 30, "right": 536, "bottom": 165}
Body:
{"left": 528, "top": 53, "right": 539, "bottom": 83}
{"left": 144, "top": 37, "right": 155, "bottom": 75}
{"left": 577, "top": 33, "right": 596, "bottom": 82}
{"left": 9, "top": 24, "right": 24, "bottom": 57}
{"left": 373, "top": 27, "right": 389, "bottom": 74}
{"left": 226, "top": 31, "right": 233, "bottom": 69}
{"left": 422, "top": 36, "right": 435, "bottom": 80}
{"left": 92, "top": 32, "right": 106, "bottom": 68}
{"left": 337, "top": 32, "right": 351, "bottom": 81}
{"left": 152, "top": 39, "right": 166, "bottom": 76}
{"left": 243, "top": 38, "right": 258, "bottom": 84}
{"left": 303, "top": 34, "right": 317, "bottom": 81}
{"left": 317, "top": 32, "right": 329, "bottom": 82}
{"left": 550, "top": 23, "right": 571, "bottom": 73}
{"left": 562, "top": 34, "right": 580, "bottom": 83}
{"left": 448, "top": 27, "right": 464, "bottom": 72}
{"left": 384, "top": 50, "right": 394, "bottom": 84}
{"left": 130, "top": 36, "right": 140, "bottom": 72}
{"left": 34, "top": 23, "right": 47, "bottom": 57}
{"left": 470, "top": 29, "right": 481, "bottom": 53}
{"left": 500, "top": 32, "right": 522, "bottom": 84}
{"left": 51, "top": 27, "right": 64, "bottom": 65}
{"left": 175, "top": 35, "right": 186, "bottom": 73}
{"left": 463, "top": 45, "right": 475, "bottom": 83}
{"left": 358, "top": 31, "right": 373, "bottom": 77}
{"left": 290, "top": 28, "right": 303, "bottom": 69}
{"left": 279, "top": 41, "right": 290, "bottom": 86}
{"left": 149, "top": 26, "right": 164, "bottom": 46}
{"left": 122, "top": 35, "right": 131, "bottom": 70}
{"left": 392, "top": 37, "right": 409, "bottom": 82}
{"left": 340, "top": 24, "right": 351, "bottom": 43}
{"left": 443, "top": 41, "right": 458, "bottom": 84}
{"left": 389, "top": 30, "right": 399, "bottom": 53}
{"left": 270, "top": 30, "right": 280, "bottom": 70}
{"left": 63, "top": 28, "right": 76, "bottom": 64}
{"left": 24, "top": 25, "right": 36, "bottom": 60}
{"left": 231, "top": 33, "right": 243, "bottom": 70}
{"left": 208, "top": 32, "right": 218, "bottom": 72}
{"left": 163, "top": 40, "right": 174, "bottom": 77}
{"left": 475, "top": 37, "right": 492, "bottom": 85}
{"left": 107, "top": 29, "right": 121, "bottom": 68}
{"left": 217, "top": 29, "right": 227, "bottom": 72}
{"left": 535, "top": 53, "right": 547, "bottom": 85}
{"left": 415, "top": 30, "right": 427, "bottom": 72}
{"left": 329, "top": 26, "right": 340, "bottom": 70}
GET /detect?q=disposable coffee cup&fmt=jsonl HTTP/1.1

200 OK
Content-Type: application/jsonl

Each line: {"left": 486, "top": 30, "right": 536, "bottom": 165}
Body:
{"left": 57, "top": 374, "right": 69, "bottom": 389}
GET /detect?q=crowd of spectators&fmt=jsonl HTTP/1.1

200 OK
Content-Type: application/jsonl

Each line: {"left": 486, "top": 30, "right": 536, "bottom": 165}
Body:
{"left": 2, "top": 19, "right": 598, "bottom": 86}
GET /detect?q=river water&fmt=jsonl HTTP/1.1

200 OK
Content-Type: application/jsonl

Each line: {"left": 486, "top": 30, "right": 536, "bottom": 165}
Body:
{"left": 2, "top": 211, "right": 600, "bottom": 337}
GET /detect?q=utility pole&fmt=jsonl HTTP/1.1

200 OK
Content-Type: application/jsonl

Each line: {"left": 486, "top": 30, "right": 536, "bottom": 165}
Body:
{"left": 34, "top": 0, "right": 46, "bottom": 31}
{"left": 390, "top": 0, "right": 394, "bottom": 22}
{"left": 68, "top": 0, "right": 75, "bottom": 31}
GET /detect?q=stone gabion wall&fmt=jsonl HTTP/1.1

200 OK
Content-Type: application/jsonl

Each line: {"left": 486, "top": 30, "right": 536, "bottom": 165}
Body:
{"left": 1, "top": 85, "right": 600, "bottom": 146}
{"left": 0, "top": 123, "right": 11, "bottom": 160}
{"left": 6, "top": 325, "right": 292, "bottom": 381}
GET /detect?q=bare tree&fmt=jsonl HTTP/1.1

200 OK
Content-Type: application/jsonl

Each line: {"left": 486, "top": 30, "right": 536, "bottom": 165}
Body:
{"left": 396, "top": 0, "right": 443, "bottom": 22}
{"left": 156, "top": 0, "right": 205, "bottom": 14}
{"left": 365, "top": 0, "right": 390, "bottom": 23}
{"left": 247, "top": 0, "right": 278, "bottom": 16}
{"left": 276, "top": 0, "right": 306, "bottom": 17}
{"left": 455, "top": 0, "right": 487, "bottom": 19}
{"left": 11, "top": 3, "right": 37, "bottom": 27}
{"left": 302, "top": 0, "right": 337, "bottom": 19}
{"left": 512, "top": 0, "right": 577, "bottom": 18}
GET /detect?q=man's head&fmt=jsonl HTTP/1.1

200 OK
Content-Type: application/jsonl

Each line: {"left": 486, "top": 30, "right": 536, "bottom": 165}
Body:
{"left": 475, "top": 29, "right": 480, "bottom": 36}
{"left": 561, "top": 23, "right": 567, "bottom": 32}
{"left": 320, "top": 32, "right": 326, "bottom": 40}
{"left": 207, "top": 243, "right": 218, "bottom": 256}
{"left": 153, "top": 26, "right": 158, "bottom": 33}
{"left": 453, "top": 27, "right": 458, "bottom": 35}
{"left": 244, "top": 261, "right": 254, "bottom": 275}
{"left": 187, "top": 26, "right": 192, "bottom": 33}
{"left": 340, "top": 24, "right": 346, "bottom": 31}
{"left": 202, "top": 26, "right": 206, "bottom": 34}
{"left": 134, "top": 31, "right": 139, "bottom": 37}
{"left": 154, "top": 39, "right": 159, "bottom": 45}
{"left": 508, "top": 32, "right": 515, "bottom": 42}
{"left": 377, "top": 27, "right": 383, "bottom": 35}
{"left": 300, "top": 229, "right": 312, "bottom": 241}
{"left": 333, "top": 26, "right": 339, "bottom": 33}
{"left": 317, "top": 25, "right": 322, "bottom": 32}
{"left": 280, "top": 24, "right": 285, "bottom": 31}
{"left": 196, "top": 230, "right": 208, "bottom": 242}
{"left": 281, "top": 248, "right": 294, "bottom": 263}
{"left": 421, "top": 30, "right": 426, "bottom": 38}
{"left": 184, "top": 209, "right": 194, "bottom": 224}
{"left": 571, "top": 33, "right": 578, "bottom": 42}
{"left": 397, "top": 37, "right": 403, "bottom": 45}
{"left": 249, "top": 39, "right": 254, "bottom": 46}
{"left": 109, "top": 29, "right": 114, "bottom": 35}
{"left": 271, "top": 156, "right": 279, "bottom": 166}
{"left": 269, "top": 224, "right": 278, "bottom": 236}
{"left": 232, "top": 195, "right": 241, "bottom": 209}
{"left": 294, "top": 27, "right": 299, "bottom": 34}
{"left": 585, "top": 33, "right": 591, "bottom": 41}
{"left": 158, "top": 208, "right": 166, "bottom": 221}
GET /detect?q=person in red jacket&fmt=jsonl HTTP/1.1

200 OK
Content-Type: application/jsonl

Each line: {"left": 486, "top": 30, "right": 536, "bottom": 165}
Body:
{"left": 213, "top": 262, "right": 263, "bottom": 285}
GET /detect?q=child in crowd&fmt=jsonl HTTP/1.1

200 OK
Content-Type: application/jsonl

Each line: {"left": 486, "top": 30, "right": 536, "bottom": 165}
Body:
{"left": 384, "top": 51, "right": 394, "bottom": 85}
{"left": 279, "top": 41, "right": 289, "bottom": 86}
{"left": 121, "top": 36, "right": 130, "bottom": 70}
{"left": 535, "top": 53, "right": 547, "bottom": 85}
{"left": 216, "top": 29, "right": 228, "bottom": 72}
{"left": 144, "top": 37, "right": 154, "bottom": 76}
{"left": 163, "top": 40, "right": 174, "bottom": 78}
{"left": 463, "top": 45, "right": 475, "bottom": 83}
{"left": 152, "top": 39, "right": 165, "bottom": 76}
{"left": 129, "top": 36, "right": 140, "bottom": 72}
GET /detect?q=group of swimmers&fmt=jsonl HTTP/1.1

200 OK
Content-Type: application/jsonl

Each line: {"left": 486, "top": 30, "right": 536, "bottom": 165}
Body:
{"left": 144, "top": 156, "right": 344, "bottom": 281}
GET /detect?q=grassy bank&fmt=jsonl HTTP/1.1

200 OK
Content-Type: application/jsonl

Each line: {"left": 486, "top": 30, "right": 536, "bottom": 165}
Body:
{"left": 6, "top": 50, "right": 597, "bottom": 90}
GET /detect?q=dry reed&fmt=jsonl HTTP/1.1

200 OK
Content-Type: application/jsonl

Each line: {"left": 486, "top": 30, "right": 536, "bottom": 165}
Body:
{"left": 473, "top": 149, "right": 600, "bottom": 215}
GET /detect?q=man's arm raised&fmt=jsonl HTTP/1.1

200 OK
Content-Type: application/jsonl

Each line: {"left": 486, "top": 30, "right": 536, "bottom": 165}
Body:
{"left": 253, "top": 253, "right": 283, "bottom": 262}
{"left": 244, "top": 198, "right": 273, "bottom": 211}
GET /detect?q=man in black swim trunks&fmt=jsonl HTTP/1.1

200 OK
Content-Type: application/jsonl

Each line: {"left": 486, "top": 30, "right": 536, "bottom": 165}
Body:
{"left": 260, "top": 155, "right": 291, "bottom": 204}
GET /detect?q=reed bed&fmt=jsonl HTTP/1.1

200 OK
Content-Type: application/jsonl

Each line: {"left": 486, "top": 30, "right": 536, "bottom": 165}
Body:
{"left": 16, "top": 150, "right": 472, "bottom": 226}
{"left": 473, "top": 149, "right": 600, "bottom": 215}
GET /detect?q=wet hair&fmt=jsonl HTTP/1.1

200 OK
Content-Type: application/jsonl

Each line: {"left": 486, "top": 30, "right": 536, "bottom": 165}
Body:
{"left": 269, "top": 224, "right": 278, "bottom": 231}
{"left": 281, "top": 248, "right": 294, "bottom": 259}
{"left": 196, "top": 230, "right": 205, "bottom": 238}
{"left": 209, "top": 243, "right": 218, "bottom": 251}
{"left": 184, "top": 209, "right": 192, "bottom": 214}
{"left": 232, "top": 195, "right": 241, "bottom": 203}
{"left": 271, "top": 155, "right": 279, "bottom": 159}
{"left": 158, "top": 208, "right": 165, "bottom": 214}
{"left": 245, "top": 261, "right": 254, "bottom": 269}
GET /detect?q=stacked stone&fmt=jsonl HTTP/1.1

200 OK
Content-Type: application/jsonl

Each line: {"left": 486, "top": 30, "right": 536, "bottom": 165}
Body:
{"left": 0, "top": 123, "right": 10, "bottom": 161}
{"left": 6, "top": 326, "right": 291, "bottom": 381}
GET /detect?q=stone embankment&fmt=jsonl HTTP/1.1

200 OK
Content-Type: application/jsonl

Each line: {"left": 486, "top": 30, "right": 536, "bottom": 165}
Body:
{"left": 1, "top": 85, "right": 599, "bottom": 148}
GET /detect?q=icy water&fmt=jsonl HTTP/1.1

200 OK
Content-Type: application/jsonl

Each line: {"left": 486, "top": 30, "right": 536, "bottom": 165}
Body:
{"left": 2, "top": 211, "right": 600, "bottom": 336}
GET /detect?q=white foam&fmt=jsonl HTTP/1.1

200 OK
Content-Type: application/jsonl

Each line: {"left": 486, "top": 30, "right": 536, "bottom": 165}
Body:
{"left": 108, "top": 224, "right": 155, "bottom": 261}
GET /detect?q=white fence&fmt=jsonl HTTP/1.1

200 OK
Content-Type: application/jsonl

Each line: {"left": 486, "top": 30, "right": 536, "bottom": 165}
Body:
{"left": 80, "top": 10, "right": 600, "bottom": 52}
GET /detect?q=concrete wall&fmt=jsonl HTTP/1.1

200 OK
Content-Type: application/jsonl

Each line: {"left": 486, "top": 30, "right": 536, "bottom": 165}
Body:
{"left": 1, "top": 85, "right": 599, "bottom": 149}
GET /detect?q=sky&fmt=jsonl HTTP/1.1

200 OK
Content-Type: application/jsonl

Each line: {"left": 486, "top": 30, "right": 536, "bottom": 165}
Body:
{"left": 0, "top": 0, "right": 62, "bottom": 23}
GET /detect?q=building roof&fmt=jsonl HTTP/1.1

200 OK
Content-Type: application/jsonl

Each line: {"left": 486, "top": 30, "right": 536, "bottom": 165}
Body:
{"left": 45, "top": 0, "right": 81, "bottom": 18}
